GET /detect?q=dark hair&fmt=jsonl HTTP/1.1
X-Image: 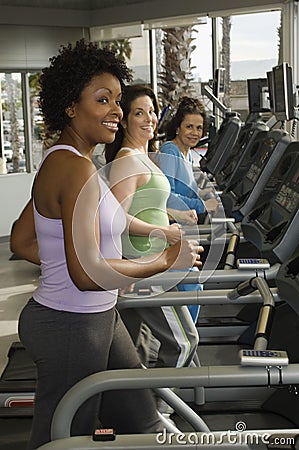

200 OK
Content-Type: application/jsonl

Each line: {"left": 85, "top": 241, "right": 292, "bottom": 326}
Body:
{"left": 38, "top": 38, "right": 132, "bottom": 133}
{"left": 105, "top": 84, "right": 159, "bottom": 163}
{"left": 164, "top": 96, "right": 208, "bottom": 140}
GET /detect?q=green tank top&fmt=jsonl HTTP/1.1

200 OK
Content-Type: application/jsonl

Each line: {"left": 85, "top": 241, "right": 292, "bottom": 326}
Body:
{"left": 118, "top": 149, "right": 171, "bottom": 258}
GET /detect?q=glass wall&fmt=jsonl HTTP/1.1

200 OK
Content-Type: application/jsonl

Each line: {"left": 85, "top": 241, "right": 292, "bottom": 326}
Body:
{"left": 0, "top": 9, "right": 284, "bottom": 175}
{"left": 29, "top": 72, "right": 46, "bottom": 171}
{"left": 128, "top": 30, "right": 151, "bottom": 84}
{"left": 149, "top": 9, "right": 281, "bottom": 123}
{"left": 217, "top": 10, "right": 281, "bottom": 119}
{"left": 191, "top": 18, "right": 213, "bottom": 85}
{"left": 0, "top": 71, "right": 46, "bottom": 174}
{"left": 0, "top": 73, "right": 26, "bottom": 174}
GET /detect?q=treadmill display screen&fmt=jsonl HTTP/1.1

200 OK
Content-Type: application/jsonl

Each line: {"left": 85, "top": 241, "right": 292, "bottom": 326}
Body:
{"left": 293, "top": 167, "right": 299, "bottom": 184}
{"left": 246, "top": 163, "right": 262, "bottom": 183}
{"left": 246, "top": 149, "right": 270, "bottom": 183}
{"left": 245, "top": 136, "right": 276, "bottom": 184}
{"left": 275, "top": 184, "right": 299, "bottom": 214}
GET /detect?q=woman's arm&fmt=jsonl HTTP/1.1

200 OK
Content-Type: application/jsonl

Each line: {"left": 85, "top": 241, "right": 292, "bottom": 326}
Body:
{"left": 126, "top": 213, "right": 183, "bottom": 243}
{"left": 10, "top": 199, "right": 40, "bottom": 265}
{"left": 61, "top": 157, "right": 203, "bottom": 292}
{"left": 167, "top": 208, "right": 198, "bottom": 225}
{"left": 157, "top": 148, "right": 205, "bottom": 214}
{"left": 109, "top": 151, "right": 183, "bottom": 244}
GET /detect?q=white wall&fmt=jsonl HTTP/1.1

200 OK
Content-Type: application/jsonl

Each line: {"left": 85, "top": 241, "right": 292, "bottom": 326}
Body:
{"left": 0, "top": 25, "right": 88, "bottom": 70}
{"left": 0, "top": 172, "right": 35, "bottom": 238}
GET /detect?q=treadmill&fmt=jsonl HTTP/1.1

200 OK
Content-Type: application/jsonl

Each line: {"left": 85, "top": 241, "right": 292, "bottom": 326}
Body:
{"left": 199, "top": 83, "right": 242, "bottom": 179}
{"left": 198, "top": 142, "right": 299, "bottom": 343}
{"left": 199, "top": 110, "right": 242, "bottom": 177}
{"left": 20, "top": 245, "right": 299, "bottom": 449}
{"left": 128, "top": 142, "right": 299, "bottom": 356}
{"left": 214, "top": 117, "right": 269, "bottom": 191}
{"left": 196, "top": 159, "right": 299, "bottom": 373}
{"left": 31, "top": 247, "right": 299, "bottom": 450}
{"left": 111, "top": 243, "right": 299, "bottom": 439}
{"left": 241, "top": 140, "right": 299, "bottom": 265}
{"left": 220, "top": 127, "right": 292, "bottom": 221}
{"left": 220, "top": 60, "right": 297, "bottom": 222}
{"left": 214, "top": 75, "right": 272, "bottom": 191}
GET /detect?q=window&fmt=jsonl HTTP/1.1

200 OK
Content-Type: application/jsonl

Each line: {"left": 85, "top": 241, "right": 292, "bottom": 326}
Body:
{"left": 29, "top": 72, "right": 45, "bottom": 171}
{"left": 0, "top": 73, "right": 26, "bottom": 174}
{"left": 0, "top": 71, "right": 47, "bottom": 175}
{"left": 128, "top": 31, "right": 151, "bottom": 84}
{"left": 220, "top": 10, "right": 281, "bottom": 119}
{"left": 192, "top": 18, "right": 213, "bottom": 84}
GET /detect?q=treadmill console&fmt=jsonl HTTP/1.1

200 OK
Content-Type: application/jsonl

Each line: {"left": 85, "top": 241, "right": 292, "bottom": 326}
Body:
{"left": 276, "top": 244, "right": 299, "bottom": 315}
{"left": 221, "top": 129, "right": 291, "bottom": 219}
{"left": 241, "top": 141, "right": 299, "bottom": 263}
{"left": 215, "top": 121, "right": 268, "bottom": 190}
{"left": 200, "top": 112, "right": 242, "bottom": 175}
{"left": 274, "top": 167, "right": 299, "bottom": 214}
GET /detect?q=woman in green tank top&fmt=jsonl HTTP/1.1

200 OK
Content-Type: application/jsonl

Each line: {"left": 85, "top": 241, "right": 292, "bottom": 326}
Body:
{"left": 104, "top": 85, "right": 201, "bottom": 373}
{"left": 112, "top": 148, "right": 173, "bottom": 257}
{"left": 105, "top": 89, "right": 197, "bottom": 259}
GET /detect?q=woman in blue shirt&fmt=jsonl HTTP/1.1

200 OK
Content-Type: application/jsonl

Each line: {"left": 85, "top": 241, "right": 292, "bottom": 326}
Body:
{"left": 157, "top": 96, "right": 218, "bottom": 219}
{"left": 157, "top": 97, "right": 218, "bottom": 322}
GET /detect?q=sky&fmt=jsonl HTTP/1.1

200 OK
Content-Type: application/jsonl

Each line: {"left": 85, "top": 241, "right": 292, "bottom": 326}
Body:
{"left": 193, "top": 10, "right": 281, "bottom": 81}
{"left": 230, "top": 11, "right": 281, "bottom": 60}
{"left": 129, "top": 9, "right": 281, "bottom": 83}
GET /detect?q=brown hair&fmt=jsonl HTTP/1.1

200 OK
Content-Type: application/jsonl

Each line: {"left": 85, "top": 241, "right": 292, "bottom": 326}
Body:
{"left": 105, "top": 84, "right": 159, "bottom": 163}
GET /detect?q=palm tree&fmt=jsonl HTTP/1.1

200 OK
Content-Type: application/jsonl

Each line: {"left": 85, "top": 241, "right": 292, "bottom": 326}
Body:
{"left": 277, "top": 12, "right": 283, "bottom": 64}
{"left": 220, "top": 16, "right": 232, "bottom": 108}
{"left": 5, "top": 74, "right": 22, "bottom": 172}
{"left": 105, "top": 39, "right": 132, "bottom": 61}
{"left": 157, "top": 26, "right": 197, "bottom": 108}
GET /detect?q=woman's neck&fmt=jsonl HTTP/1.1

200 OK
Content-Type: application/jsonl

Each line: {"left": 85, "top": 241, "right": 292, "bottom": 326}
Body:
{"left": 172, "top": 137, "right": 190, "bottom": 159}
{"left": 122, "top": 136, "right": 148, "bottom": 154}
{"left": 58, "top": 127, "right": 94, "bottom": 160}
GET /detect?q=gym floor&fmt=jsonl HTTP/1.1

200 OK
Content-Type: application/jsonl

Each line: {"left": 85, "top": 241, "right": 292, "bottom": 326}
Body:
{"left": 0, "top": 239, "right": 39, "bottom": 375}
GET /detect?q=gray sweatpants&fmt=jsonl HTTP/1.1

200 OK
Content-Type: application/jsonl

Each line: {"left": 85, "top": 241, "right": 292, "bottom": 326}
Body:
{"left": 18, "top": 298, "right": 161, "bottom": 450}
{"left": 120, "top": 304, "right": 199, "bottom": 368}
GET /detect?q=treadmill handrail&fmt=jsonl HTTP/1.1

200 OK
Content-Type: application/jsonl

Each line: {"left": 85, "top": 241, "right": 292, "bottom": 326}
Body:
{"left": 133, "top": 263, "right": 280, "bottom": 288}
{"left": 50, "top": 364, "right": 299, "bottom": 440}
{"left": 117, "top": 288, "right": 280, "bottom": 310}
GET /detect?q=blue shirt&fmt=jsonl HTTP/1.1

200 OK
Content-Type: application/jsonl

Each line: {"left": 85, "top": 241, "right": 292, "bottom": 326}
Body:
{"left": 157, "top": 141, "right": 205, "bottom": 214}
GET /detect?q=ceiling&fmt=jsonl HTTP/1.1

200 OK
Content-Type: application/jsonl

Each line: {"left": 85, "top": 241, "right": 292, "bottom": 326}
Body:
{"left": 0, "top": 0, "right": 143, "bottom": 9}
{"left": 0, "top": 0, "right": 282, "bottom": 27}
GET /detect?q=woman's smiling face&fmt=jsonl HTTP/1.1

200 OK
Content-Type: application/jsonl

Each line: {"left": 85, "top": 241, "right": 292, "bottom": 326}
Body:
{"left": 123, "top": 95, "right": 158, "bottom": 144}
{"left": 176, "top": 113, "right": 204, "bottom": 149}
{"left": 70, "top": 72, "right": 123, "bottom": 145}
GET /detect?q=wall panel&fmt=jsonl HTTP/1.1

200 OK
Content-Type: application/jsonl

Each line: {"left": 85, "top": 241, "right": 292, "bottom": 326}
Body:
{"left": 0, "top": 25, "right": 88, "bottom": 70}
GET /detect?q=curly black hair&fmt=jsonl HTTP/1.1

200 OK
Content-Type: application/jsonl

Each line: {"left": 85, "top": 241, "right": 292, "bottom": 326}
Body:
{"left": 38, "top": 38, "right": 132, "bottom": 133}
{"left": 164, "top": 96, "right": 208, "bottom": 140}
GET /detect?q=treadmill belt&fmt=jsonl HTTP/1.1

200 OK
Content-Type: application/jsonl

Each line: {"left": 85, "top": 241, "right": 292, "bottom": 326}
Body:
{"left": 0, "top": 408, "right": 32, "bottom": 450}
{"left": 1, "top": 342, "right": 36, "bottom": 382}
{"left": 0, "top": 417, "right": 31, "bottom": 450}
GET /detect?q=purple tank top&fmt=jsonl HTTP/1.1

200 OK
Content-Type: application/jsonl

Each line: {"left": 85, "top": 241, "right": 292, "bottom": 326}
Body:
{"left": 33, "top": 145, "right": 126, "bottom": 313}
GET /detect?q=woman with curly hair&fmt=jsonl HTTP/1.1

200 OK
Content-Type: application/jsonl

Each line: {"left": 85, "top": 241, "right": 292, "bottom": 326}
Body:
{"left": 10, "top": 40, "right": 202, "bottom": 449}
